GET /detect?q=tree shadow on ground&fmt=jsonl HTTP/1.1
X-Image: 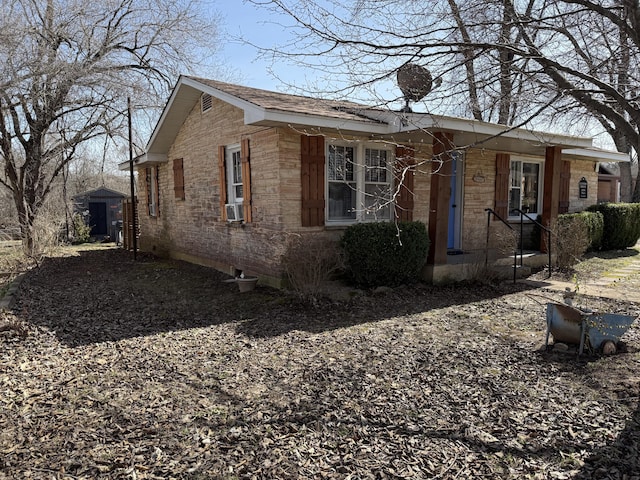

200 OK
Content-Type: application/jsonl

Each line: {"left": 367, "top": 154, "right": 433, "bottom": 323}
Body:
{"left": 585, "top": 247, "right": 640, "bottom": 260}
{"left": 572, "top": 402, "right": 640, "bottom": 477}
{"left": 536, "top": 348, "right": 640, "bottom": 477}
{"left": 11, "top": 246, "right": 544, "bottom": 347}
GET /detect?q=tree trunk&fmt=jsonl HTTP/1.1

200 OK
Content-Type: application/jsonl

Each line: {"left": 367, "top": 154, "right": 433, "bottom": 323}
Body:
{"left": 620, "top": 161, "right": 633, "bottom": 202}
{"left": 15, "top": 199, "right": 36, "bottom": 256}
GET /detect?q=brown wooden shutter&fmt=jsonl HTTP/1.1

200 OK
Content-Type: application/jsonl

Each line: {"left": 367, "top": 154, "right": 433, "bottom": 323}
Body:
{"left": 559, "top": 160, "right": 570, "bottom": 214}
{"left": 494, "top": 153, "right": 510, "bottom": 220}
{"left": 241, "top": 138, "right": 252, "bottom": 222}
{"left": 301, "top": 135, "right": 325, "bottom": 227}
{"left": 154, "top": 166, "right": 160, "bottom": 217}
{"left": 394, "top": 145, "right": 415, "bottom": 221}
{"left": 173, "top": 158, "right": 185, "bottom": 200}
{"left": 218, "top": 146, "right": 227, "bottom": 221}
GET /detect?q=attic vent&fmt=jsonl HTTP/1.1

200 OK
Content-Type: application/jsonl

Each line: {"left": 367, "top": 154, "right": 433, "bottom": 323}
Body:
{"left": 201, "top": 93, "right": 212, "bottom": 112}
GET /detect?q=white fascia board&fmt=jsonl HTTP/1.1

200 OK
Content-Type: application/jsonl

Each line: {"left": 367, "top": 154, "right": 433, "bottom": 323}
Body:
{"left": 244, "top": 108, "right": 392, "bottom": 135}
{"left": 184, "top": 77, "right": 256, "bottom": 112}
{"left": 184, "top": 78, "right": 392, "bottom": 135}
{"left": 117, "top": 153, "right": 168, "bottom": 171}
{"left": 563, "top": 148, "right": 629, "bottom": 162}
{"left": 394, "top": 113, "right": 594, "bottom": 149}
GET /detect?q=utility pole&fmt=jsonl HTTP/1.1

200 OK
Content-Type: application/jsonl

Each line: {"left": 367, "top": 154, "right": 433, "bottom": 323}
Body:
{"left": 128, "top": 97, "right": 138, "bottom": 260}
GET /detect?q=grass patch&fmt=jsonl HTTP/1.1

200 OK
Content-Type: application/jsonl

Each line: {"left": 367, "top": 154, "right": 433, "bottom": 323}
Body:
{"left": 571, "top": 244, "right": 640, "bottom": 280}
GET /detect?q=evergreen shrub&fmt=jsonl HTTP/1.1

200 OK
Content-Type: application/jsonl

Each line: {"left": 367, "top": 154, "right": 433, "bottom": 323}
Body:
{"left": 587, "top": 203, "right": 640, "bottom": 250}
{"left": 340, "top": 221, "right": 430, "bottom": 287}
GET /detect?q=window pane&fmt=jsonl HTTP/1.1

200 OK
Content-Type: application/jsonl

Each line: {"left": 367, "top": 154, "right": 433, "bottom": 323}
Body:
{"left": 509, "top": 188, "right": 521, "bottom": 217}
{"left": 365, "top": 149, "right": 388, "bottom": 183}
{"left": 364, "top": 184, "right": 391, "bottom": 220}
{"left": 227, "top": 147, "right": 243, "bottom": 203}
{"left": 510, "top": 161, "right": 521, "bottom": 188}
{"left": 328, "top": 182, "right": 356, "bottom": 220}
{"left": 522, "top": 163, "right": 539, "bottom": 214}
{"left": 233, "top": 151, "right": 242, "bottom": 183}
{"left": 328, "top": 145, "right": 354, "bottom": 181}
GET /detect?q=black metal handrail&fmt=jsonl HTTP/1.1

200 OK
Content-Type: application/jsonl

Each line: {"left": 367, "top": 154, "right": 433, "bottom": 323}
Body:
{"left": 514, "top": 209, "right": 552, "bottom": 279}
{"left": 484, "top": 208, "right": 517, "bottom": 283}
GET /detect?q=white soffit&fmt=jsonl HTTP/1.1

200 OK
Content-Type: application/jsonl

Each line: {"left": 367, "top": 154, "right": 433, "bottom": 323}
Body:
{"left": 563, "top": 148, "right": 629, "bottom": 163}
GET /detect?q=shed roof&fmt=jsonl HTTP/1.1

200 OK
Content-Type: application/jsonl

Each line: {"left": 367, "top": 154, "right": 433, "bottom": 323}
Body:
{"left": 72, "top": 187, "right": 127, "bottom": 200}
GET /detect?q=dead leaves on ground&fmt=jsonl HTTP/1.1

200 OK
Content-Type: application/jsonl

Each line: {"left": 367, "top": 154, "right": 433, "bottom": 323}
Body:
{"left": 2, "top": 248, "right": 640, "bottom": 478}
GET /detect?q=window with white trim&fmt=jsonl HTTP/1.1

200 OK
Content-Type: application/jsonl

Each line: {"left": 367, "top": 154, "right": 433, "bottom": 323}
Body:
{"left": 327, "top": 143, "right": 393, "bottom": 223}
{"left": 509, "top": 158, "right": 543, "bottom": 218}
{"left": 145, "top": 166, "right": 159, "bottom": 217}
{"left": 226, "top": 144, "right": 243, "bottom": 205}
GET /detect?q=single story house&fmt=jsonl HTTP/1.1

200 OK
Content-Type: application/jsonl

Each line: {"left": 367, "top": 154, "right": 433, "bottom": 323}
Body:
{"left": 72, "top": 187, "right": 126, "bottom": 241}
{"left": 122, "top": 75, "right": 627, "bottom": 286}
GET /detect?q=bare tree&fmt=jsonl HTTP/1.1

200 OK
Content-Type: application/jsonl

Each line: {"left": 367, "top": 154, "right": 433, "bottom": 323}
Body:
{"left": 250, "top": 0, "right": 640, "bottom": 199}
{"left": 0, "top": 0, "right": 222, "bottom": 254}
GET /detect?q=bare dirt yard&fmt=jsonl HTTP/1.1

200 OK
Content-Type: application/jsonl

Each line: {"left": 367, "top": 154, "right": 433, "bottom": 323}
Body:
{"left": 2, "top": 244, "right": 640, "bottom": 479}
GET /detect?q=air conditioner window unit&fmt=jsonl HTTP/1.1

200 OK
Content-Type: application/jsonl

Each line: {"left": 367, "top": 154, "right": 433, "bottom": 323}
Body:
{"left": 225, "top": 203, "right": 243, "bottom": 222}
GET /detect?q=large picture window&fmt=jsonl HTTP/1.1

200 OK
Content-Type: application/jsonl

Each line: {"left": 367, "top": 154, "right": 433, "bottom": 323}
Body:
{"left": 327, "top": 143, "right": 393, "bottom": 223}
{"left": 509, "top": 159, "right": 542, "bottom": 218}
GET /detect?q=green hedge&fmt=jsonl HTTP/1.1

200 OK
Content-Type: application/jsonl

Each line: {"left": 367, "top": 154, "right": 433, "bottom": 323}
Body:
{"left": 558, "top": 211, "right": 604, "bottom": 251}
{"left": 587, "top": 203, "right": 640, "bottom": 250}
{"left": 341, "top": 221, "right": 430, "bottom": 287}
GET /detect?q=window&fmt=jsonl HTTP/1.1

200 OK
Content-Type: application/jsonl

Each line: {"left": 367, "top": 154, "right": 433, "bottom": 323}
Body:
{"left": 509, "top": 159, "right": 542, "bottom": 218}
{"left": 226, "top": 145, "right": 243, "bottom": 205}
{"left": 145, "top": 166, "right": 159, "bottom": 217}
{"left": 328, "top": 145, "right": 356, "bottom": 221}
{"left": 364, "top": 148, "right": 391, "bottom": 220}
{"left": 218, "top": 140, "right": 252, "bottom": 223}
{"left": 327, "top": 143, "right": 393, "bottom": 223}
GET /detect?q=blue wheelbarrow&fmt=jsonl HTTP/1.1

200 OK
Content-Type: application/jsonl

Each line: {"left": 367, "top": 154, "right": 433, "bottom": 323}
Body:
{"left": 545, "top": 302, "right": 636, "bottom": 355}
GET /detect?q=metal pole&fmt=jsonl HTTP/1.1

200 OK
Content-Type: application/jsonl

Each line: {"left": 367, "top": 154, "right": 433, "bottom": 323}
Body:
{"left": 547, "top": 229, "right": 552, "bottom": 278}
{"left": 519, "top": 212, "right": 524, "bottom": 266}
{"left": 485, "top": 209, "right": 491, "bottom": 267}
{"left": 128, "top": 97, "right": 137, "bottom": 260}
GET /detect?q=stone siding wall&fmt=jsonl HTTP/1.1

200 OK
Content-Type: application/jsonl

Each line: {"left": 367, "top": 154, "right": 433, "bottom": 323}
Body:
{"left": 136, "top": 94, "right": 601, "bottom": 284}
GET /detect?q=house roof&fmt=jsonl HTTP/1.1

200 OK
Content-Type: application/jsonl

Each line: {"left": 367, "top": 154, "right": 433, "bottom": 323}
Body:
{"left": 127, "top": 75, "right": 628, "bottom": 168}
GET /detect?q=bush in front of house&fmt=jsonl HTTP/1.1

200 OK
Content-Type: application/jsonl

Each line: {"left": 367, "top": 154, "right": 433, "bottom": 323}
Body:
{"left": 555, "top": 212, "right": 603, "bottom": 269}
{"left": 559, "top": 211, "right": 604, "bottom": 250}
{"left": 587, "top": 203, "right": 640, "bottom": 250}
{"left": 282, "top": 233, "right": 343, "bottom": 300}
{"left": 341, "top": 221, "right": 430, "bottom": 287}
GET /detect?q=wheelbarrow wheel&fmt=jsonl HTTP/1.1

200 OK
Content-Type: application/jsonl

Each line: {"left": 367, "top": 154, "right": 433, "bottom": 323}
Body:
{"left": 602, "top": 340, "right": 617, "bottom": 355}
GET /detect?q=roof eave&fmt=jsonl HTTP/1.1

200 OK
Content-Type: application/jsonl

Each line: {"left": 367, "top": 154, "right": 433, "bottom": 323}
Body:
{"left": 245, "top": 109, "right": 392, "bottom": 135}
{"left": 395, "top": 113, "right": 594, "bottom": 149}
{"left": 563, "top": 148, "right": 629, "bottom": 163}
{"left": 117, "top": 153, "right": 167, "bottom": 171}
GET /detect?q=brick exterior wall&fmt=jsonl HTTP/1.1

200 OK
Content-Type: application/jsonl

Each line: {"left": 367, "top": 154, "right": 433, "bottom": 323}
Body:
{"left": 136, "top": 92, "right": 600, "bottom": 284}
{"left": 137, "top": 98, "right": 294, "bottom": 283}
